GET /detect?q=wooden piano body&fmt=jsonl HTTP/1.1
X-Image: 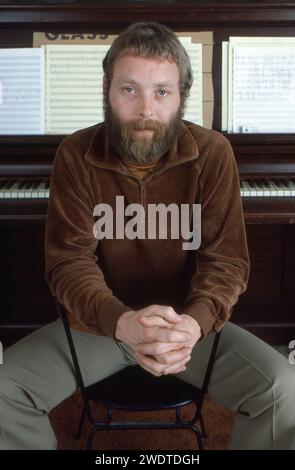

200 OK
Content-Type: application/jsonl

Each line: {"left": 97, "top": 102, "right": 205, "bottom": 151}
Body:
{"left": 0, "top": 1, "right": 295, "bottom": 345}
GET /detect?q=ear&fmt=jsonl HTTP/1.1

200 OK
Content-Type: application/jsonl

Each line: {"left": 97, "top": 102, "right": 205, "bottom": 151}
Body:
{"left": 103, "top": 76, "right": 109, "bottom": 95}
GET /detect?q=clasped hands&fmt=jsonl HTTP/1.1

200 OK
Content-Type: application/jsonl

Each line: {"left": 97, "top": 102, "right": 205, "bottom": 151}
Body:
{"left": 115, "top": 305, "right": 202, "bottom": 377}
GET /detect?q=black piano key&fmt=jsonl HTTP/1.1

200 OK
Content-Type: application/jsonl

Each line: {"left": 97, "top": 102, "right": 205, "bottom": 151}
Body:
{"left": 256, "top": 179, "right": 266, "bottom": 189}
{"left": 264, "top": 180, "right": 273, "bottom": 189}
{"left": 23, "top": 180, "right": 32, "bottom": 189}
{"left": 16, "top": 181, "right": 25, "bottom": 189}
{"left": 278, "top": 179, "right": 288, "bottom": 189}
{"left": 31, "top": 181, "right": 40, "bottom": 189}
{"left": 4, "top": 181, "right": 14, "bottom": 190}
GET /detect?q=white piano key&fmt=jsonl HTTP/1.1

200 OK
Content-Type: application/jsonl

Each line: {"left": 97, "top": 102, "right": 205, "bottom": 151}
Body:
{"left": 31, "top": 182, "right": 43, "bottom": 198}
{"left": 243, "top": 181, "right": 253, "bottom": 197}
{"left": 273, "top": 181, "right": 284, "bottom": 197}
{"left": 277, "top": 181, "right": 291, "bottom": 197}
{"left": 9, "top": 182, "right": 20, "bottom": 199}
{"left": 248, "top": 182, "right": 257, "bottom": 197}
{"left": 267, "top": 181, "right": 279, "bottom": 197}
{"left": 37, "top": 182, "right": 47, "bottom": 198}
{"left": 2, "top": 182, "right": 13, "bottom": 199}
{"left": 23, "top": 184, "right": 33, "bottom": 198}
{"left": 257, "top": 180, "right": 270, "bottom": 197}
{"left": 286, "top": 180, "right": 295, "bottom": 196}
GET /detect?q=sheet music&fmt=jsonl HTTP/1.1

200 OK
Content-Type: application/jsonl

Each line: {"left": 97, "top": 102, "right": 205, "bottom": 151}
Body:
{"left": 223, "top": 37, "right": 295, "bottom": 133}
{"left": 44, "top": 45, "right": 110, "bottom": 134}
{"left": 231, "top": 45, "right": 295, "bottom": 133}
{"left": 0, "top": 48, "right": 44, "bottom": 135}
{"left": 179, "top": 39, "right": 203, "bottom": 126}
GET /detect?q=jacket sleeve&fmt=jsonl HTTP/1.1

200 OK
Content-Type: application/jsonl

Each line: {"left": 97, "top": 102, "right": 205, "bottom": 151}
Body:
{"left": 44, "top": 139, "right": 131, "bottom": 338}
{"left": 181, "top": 135, "right": 250, "bottom": 336}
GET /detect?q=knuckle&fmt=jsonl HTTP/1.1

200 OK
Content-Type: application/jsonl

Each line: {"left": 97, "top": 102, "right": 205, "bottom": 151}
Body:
{"left": 160, "top": 354, "right": 169, "bottom": 364}
{"left": 155, "top": 363, "right": 164, "bottom": 375}
{"left": 151, "top": 304, "right": 160, "bottom": 311}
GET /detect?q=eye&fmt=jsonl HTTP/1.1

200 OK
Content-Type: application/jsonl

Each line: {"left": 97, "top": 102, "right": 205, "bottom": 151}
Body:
{"left": 158, "top": 89, "right": 169, "bottom": 97}
{"left": 124, "top": 86, "right": 136, "bottom": 94}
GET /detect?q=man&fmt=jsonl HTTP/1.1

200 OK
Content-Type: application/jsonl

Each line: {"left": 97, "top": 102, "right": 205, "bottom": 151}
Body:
{"left": 0, "top": 22, "right": 294, "bottom": 450}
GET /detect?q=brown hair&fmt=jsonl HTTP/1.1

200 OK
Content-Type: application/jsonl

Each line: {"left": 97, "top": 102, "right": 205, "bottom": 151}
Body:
{"left": 102, "top": 22, "right": 193, "bottom": 98}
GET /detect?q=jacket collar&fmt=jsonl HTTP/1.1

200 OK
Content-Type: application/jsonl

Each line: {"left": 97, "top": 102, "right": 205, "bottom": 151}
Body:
{"left": 84, "top": 121, "right": 199, "bottom": 175}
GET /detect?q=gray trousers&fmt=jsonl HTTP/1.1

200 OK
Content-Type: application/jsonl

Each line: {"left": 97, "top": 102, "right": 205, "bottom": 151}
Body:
{"left": 0, "top": 319, "right": 294, "bottom": 450}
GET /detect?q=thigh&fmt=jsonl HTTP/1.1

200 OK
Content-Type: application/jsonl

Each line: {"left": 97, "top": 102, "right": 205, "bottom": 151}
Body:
{"left": 0, "top": 319, "right": 129, "bottom": 412}
{"left": 175, "top": 321, "right": 294, "bottom": 412}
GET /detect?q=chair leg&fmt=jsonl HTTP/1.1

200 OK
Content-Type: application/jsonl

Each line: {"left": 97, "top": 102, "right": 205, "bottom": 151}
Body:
{"left": 86, "top": 428, "right": 97, "bottom": 450}
{"left": 190, "top": 425, "right": 204, "bottom": 450}
{"left": 76, "top": 405, "right": 86, "bottom": 439}
{"left": 199, "top": 414, "right": 207, "bottom": 438}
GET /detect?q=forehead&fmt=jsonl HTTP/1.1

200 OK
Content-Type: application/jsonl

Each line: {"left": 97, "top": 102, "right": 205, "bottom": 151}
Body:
{"left": 111, "top": 54, "right": 180, "bottom": 86}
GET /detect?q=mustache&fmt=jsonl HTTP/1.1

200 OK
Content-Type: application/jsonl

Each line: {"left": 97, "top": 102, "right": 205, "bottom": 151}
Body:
{"left": 121, "top": 119, "right": 167, "bottom": 139}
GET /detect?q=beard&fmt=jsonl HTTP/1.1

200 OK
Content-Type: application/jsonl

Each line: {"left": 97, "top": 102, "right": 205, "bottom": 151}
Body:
{"left": 104, "top": 98, "right": 184, "bottom": 164}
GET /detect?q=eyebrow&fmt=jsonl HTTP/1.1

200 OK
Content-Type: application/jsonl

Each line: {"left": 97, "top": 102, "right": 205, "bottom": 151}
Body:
{"left": 120, "top": 78, "right": 176, "bottom": 88}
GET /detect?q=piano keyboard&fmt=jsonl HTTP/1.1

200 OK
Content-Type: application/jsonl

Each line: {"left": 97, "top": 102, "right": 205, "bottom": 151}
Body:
{"left": 0, "top": 180, "right": 50, "bottom": 199}
{"left": 1, "top": 179, "right": 295, "bottom": 199}
{"left": 240, "top": 179, "right": 295, "bottom": 197}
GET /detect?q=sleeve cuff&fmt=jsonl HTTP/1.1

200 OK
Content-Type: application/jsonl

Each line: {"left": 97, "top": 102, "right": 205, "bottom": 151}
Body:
{"left": 99, "top": 297, "right": 131, "bottom": 339}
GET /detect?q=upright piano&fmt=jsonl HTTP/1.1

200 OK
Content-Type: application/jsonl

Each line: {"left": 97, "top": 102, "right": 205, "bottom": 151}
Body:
{"left": 1, "top": 1, "right": 295, "bottom": 345}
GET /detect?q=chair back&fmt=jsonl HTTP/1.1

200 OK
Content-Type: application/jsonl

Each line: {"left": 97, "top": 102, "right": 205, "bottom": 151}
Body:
{"left": 56, "top": 301, "right": 89, "bottom": 404}
{"left": 197, "top": 329, "right": 221, "bottom": 409}
{"left": 56, "top": 300, "right": 221, "bottom": 404}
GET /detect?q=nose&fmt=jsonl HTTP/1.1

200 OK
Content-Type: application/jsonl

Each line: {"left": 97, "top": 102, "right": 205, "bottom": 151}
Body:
{"left": 137, "top": 93, "right": 154, "bottom": 118}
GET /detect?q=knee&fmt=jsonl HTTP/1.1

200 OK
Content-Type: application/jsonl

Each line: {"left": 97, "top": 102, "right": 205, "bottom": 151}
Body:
{"left": 0, "top": 368, "right": 31, "bottom": 407}
{"left": 0, "top": 368, "right": 9, "bottom": 396}
{"left": 0, "top": 373, "right": 17, "bottom": 403}
{"left": 272, "top": 360, "right": 295, "bottom": 402}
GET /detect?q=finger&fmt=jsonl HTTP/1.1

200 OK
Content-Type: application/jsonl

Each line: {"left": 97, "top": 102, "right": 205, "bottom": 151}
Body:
{"left": 136, "top": 341, "right": 188, "bottom": 357}
{"left": 155, "top": 348, "right": 191, "bottom": 366}
{"left": 151, "top": 327, "right": 192, "bottom": 344}
{"left": 138, "top": 315, "right": 173, "bottom": 329}
{"left": 134, "top": 352, "right": 166, "bottom": 377}
{"left": 163, "top": 356, "right": 191, "bottom": 375}
{"left": 143, "top": 306, "right": 181, "bottom": 324}
{"left": 134, "top": 353, "right": 164, "bottom": 377}
{"left": 135, "top": 360, "right": 163, "bottom": 377}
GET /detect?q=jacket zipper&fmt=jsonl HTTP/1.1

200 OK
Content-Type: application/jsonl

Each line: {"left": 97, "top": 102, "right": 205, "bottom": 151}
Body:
{"left": 140, "top": 181, "right": 147, "bottom": 212}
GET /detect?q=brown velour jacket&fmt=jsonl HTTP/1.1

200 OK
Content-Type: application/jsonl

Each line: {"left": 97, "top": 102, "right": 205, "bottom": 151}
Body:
{"left": 45, "top": 121, "right": 250, "bottom": 339}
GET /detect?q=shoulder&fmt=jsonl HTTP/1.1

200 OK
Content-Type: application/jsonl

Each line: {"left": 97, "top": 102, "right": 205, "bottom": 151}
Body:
{"left": 181, "top": 122, "right": 238, "bottom": 187}
{"left": 57, "top": 123, "right": 103, "bottom": 157}
{"left": 183, "top": 121, "right": 234, "bottom": 168}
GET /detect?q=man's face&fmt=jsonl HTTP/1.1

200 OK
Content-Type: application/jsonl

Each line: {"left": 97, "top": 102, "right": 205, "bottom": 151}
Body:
{"left": 105, "top": 55, "right": 183, "bottom": 164}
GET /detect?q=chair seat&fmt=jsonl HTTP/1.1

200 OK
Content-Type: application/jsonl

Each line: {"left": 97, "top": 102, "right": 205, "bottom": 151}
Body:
{"left": 85, "top": 365, "right": 202, "bottom": 411}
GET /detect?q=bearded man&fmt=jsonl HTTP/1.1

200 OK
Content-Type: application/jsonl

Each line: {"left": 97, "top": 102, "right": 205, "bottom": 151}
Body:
{"left": 0, "top": 22, "right": 294, "bottom": 450}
